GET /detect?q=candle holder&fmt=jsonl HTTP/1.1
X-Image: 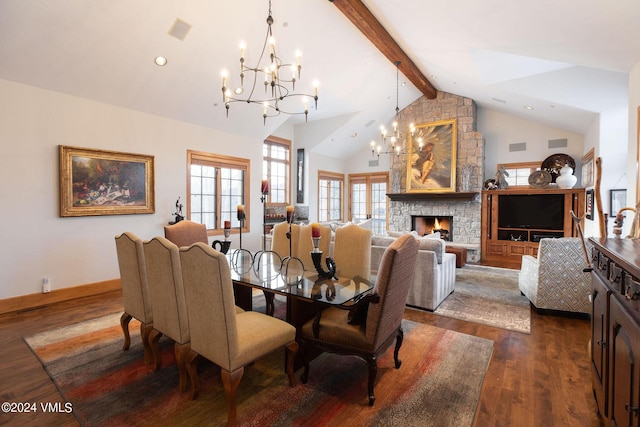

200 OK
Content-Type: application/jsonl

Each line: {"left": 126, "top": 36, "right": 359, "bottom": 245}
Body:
{"left": 231, "top": 216, "right": 254, "bottom": 274}
{"left": 310, "top": 250, "right": 337, "bottom": 279}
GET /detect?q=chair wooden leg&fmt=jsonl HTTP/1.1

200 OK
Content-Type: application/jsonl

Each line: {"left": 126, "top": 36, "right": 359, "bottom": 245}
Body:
{"left": 148, "top": 329, "right": 163, "bottom": 372}
{"left": 367, "top": 357, "right": 378, "bottom": 406}
{"left": 393, "top": 327, "right": 404, "bottom": 369}
{"left": 300, "top": 341, "right": 310, "bottom": 384}
{"left": 186, "top": 350, "right": 201, "bottom": 400}
{"left": 285, "top": 341, "right": 298, "bottom": 386}
{"left": 140, "top": 322, "right": 154, "bottom": 365}
{"left": 120, "top": 312, "right": 132, "bottom": 351}
{"left": 222, "top": 367, "right": 244, "bottom": 427}
{"left": 175, "top": 342, "right": 191, "bottom": 392}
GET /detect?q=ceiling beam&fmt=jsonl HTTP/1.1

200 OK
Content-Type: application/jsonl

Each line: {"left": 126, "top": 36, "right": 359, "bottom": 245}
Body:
{"left": 329, "top": 0, "right": 437, "bottom": 99}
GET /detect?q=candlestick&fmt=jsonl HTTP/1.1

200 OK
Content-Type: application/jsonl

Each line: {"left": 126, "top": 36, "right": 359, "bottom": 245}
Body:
{"left": 286, "top": 205, "right": 294, "bottom": 223}
{"left": 237, "top": 204, "right": 245, "bottom": 221}
{"left": 311, "top": 222, "right": 320, "bottom": 238}
{"left": 261, "top": 179, "right": 270, "bottom": 195}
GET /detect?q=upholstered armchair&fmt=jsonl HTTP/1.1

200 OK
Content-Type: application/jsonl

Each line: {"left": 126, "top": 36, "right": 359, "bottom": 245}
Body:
{"left": 332, "top": 223, "right": 372, "bottom": 279}
{"left": 142, "top": 236, "right": 191, "bottom": 391}
{"left": 518, "top": 237, "right": 593, "bottom": 314}
{"left": 164, "top": 220, "right": 208, "bottom": 247}
{"left": 179, "top": 243, "right": 298, "bottom": 426}
{"left": 300, "top": 234, "right": 419, "bottom": 406}
{"left": 115, "top": 232, "right": 153, "bottom": 364}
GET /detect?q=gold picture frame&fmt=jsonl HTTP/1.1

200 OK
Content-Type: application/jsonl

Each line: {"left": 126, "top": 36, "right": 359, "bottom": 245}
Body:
{"left": 59, "top": 145, "right": 155, "bottom": 217}
{"left": 406, "top": 118, "right": 457, "bottom": 192}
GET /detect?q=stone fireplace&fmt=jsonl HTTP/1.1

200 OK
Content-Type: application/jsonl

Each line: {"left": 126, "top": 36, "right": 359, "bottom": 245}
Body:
{"left": 412, "top": 215, "right": 453, "bottom": 241}
{"left": 386, "top": 91, "right": 484, "bottom": 262}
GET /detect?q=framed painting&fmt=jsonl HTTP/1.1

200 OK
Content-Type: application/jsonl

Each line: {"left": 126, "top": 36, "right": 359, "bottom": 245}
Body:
{"left": 581, "top": 148, "right": 594, "bottom": 188}
{"left": 610, "top": 189, "right": 627, "bottom": 217}
{"left": 586, "top": 188, "right": 594, "bottom": 220}
{"left": 59, "top": 145, "right": 155, "bottom": 217}
{"left": 406, "top": 118, "right": 457, "bottom": 192}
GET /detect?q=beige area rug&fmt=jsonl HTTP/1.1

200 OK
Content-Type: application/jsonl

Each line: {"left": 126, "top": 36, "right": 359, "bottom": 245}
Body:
{"left": 434, "top": 264, "right": 531, "bottom": 334}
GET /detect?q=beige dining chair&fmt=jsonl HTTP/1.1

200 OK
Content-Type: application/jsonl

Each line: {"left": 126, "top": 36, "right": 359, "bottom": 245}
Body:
{"left": 300, "top": 234, "right": 419, "bottom": 406}
{"left": 143, "top": 236, "right": 191, "bottom": 392}
{"left": 270, "top": 221, "right": 300, "bottom": 261}
{"left": 332, "top": 223, "right": 372, "bottom": 279}
{"left": 164, "top": 220, "right": 208, "bottom": 247}
{"left": 115, "top": 231, "right": 153, "bottom": 364}
{"left": 179, "top": 242, "right": 298, "bottom": 426}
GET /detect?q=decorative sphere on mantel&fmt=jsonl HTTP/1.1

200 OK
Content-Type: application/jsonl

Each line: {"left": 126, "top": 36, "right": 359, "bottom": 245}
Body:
{"left": 556, "top": 163, "right": 577, "bottom": 189}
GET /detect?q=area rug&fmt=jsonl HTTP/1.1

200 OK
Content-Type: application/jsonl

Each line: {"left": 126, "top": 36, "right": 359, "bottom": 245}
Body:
{"left": 24, "top": 312, "right": 494, "bottom": 426}
{"left": 435, "top": 264, "right": 531, "bottom": 334}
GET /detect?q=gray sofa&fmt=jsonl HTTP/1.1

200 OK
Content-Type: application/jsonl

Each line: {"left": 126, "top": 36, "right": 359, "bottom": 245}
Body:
{"left": 371, "top": 235, "right": 456, "bottom": 311}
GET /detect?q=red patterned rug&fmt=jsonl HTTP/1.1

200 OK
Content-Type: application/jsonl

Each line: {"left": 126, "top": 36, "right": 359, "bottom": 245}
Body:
{"left": 24, "top": 312, "right": 493, "bottom": 426}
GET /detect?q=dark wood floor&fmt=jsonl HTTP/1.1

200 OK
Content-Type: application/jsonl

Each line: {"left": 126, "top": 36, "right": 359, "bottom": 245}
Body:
{"left": 0, "top": 290, "right": 602, "bottom": 427}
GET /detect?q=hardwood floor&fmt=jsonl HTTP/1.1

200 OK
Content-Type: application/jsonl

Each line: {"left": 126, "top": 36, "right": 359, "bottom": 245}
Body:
{"left": 0, "top": 290, "right": 602, "bottom": 426}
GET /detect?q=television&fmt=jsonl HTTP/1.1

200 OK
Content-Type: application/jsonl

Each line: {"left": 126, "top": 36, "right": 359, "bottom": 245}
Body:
{"left": 498, "top": 194, "right": 565, "bottom": 230}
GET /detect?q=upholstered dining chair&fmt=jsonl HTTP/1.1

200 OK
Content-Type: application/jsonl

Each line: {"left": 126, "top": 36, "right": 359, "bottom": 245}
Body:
{"left": 164, "top": 220, "right": 208, "bottom": 247}
{"left": 300, "top": 233, "right": 419, "bottom": 406}
{"left": 270, "top": 221, "right": 301, "bottom": 261}
{"left": 332, "top": 223, "right": 372, "bottom": 279}
{"left": 179, "top": 242, "right": 298, "bottom": 426}
{"left": 142, "top": 236, "right": 191, "bottom": 392}
{"left": 297, "top": 223, "right": 331, "bottom": 271}
{"left": 115, "top": 232, "right": 153, "bottom": 364}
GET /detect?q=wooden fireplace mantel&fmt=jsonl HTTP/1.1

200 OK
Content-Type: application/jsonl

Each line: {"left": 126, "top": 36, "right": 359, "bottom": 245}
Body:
{"left": 386, "top": 192, "right": 478, "bottom": 201}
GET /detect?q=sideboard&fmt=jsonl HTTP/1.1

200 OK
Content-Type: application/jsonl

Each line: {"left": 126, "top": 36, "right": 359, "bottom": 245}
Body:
{"left": 590, "top": 237, "right": 640, "bottom": 426}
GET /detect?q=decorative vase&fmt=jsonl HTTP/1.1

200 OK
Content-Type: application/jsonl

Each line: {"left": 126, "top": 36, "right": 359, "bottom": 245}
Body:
{"left": 556, "top": 163, "right": 577, "bottom": 189}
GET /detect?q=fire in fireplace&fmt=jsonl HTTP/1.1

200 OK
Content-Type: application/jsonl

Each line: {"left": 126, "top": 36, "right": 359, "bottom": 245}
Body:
{"left": 411, "top": 215, "right": 453, "bottom": 241}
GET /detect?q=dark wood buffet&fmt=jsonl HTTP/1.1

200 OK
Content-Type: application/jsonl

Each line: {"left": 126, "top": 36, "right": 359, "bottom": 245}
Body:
{"left": 590, "top": 237, "right": 640, "bottom": 426}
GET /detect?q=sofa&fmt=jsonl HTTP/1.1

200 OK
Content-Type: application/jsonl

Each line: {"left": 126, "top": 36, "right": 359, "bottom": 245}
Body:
{"left": 518, "top": 237, "right": 593, "bottom": 314}
{"left": 371, "top": 234, "right": 456, "bottom": 311}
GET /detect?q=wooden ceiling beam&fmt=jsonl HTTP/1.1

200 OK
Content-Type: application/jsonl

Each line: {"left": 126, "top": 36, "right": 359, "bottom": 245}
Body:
{"left": 329, "top": 0, "right": 437, "bottom": 99}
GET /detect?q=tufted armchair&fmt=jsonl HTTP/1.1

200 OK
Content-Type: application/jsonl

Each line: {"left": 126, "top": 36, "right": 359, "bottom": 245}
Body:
{"left": 518, "top": 237, "right": 593, "bottom": 314}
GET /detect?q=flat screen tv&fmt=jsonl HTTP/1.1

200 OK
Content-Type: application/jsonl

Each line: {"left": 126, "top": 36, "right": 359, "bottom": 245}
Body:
{"left": 498, "top": 194, "right": 565, "bottom": 230}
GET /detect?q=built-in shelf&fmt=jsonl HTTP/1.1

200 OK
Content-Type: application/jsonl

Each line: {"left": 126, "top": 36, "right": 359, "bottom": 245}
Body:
{"left": 386, "top": 192, "right": 478, "bottom": 201}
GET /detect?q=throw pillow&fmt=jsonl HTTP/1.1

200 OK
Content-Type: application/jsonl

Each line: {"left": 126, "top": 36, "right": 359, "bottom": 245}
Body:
{"left": 371, "top": 235, "right": 396, "bottom": 247}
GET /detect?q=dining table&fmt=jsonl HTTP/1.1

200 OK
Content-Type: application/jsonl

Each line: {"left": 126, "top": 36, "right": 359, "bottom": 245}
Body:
{"left": 226, "top": 249, "right": 375, "bottom": 328}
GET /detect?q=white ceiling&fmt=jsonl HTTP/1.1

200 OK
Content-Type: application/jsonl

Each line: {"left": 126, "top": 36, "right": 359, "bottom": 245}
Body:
{"left": 1, "top": 0, "right": 637, "bottom": 159}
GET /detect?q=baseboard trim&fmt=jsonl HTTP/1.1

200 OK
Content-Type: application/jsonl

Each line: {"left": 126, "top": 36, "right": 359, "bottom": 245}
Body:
{"left": 0, "top": 279, "right": 121, "bottom": 315}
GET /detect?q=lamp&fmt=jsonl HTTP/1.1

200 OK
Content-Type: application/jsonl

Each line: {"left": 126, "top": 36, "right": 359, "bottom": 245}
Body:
{"left": 221, "top": 0, "right": 319, "bottom": 125}
{"left": 371, "top": 61, "right": 415, "bottom": 159}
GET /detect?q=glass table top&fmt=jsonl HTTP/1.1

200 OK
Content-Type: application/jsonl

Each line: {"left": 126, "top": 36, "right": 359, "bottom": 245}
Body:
{"left": 227, "top": 249, "right": 374, "bottom": 306}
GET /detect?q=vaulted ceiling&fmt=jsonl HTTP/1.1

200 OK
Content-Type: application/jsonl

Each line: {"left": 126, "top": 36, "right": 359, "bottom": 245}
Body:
{"left": 1, "top": 0, "right": 637, "bottom": 159}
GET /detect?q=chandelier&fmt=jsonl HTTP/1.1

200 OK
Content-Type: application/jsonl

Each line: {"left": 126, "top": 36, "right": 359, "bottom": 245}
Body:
{"left": 371, "top": 61, "right": 415, "bottom": 158}
{"left": 221, "top": 0, "right": 318, "bottom": 125}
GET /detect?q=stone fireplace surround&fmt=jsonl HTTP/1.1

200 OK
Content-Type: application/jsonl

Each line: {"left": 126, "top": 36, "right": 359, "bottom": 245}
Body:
{"left": 385, "top": 91, "right": 484, "bottom": 263}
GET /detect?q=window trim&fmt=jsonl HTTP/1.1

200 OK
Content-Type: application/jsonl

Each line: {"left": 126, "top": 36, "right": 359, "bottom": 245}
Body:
{"left": 263, "top": 135, "right": 291, "bottom": 207}
{"left": 187, "top": 150, "right": 251, "bottom": 234}
{"left": 318, "top": 170, "right": 344, "bottom": 222}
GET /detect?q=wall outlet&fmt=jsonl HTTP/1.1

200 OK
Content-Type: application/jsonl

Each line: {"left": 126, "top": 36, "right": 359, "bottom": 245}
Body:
{"left": 42, "top": 277, "right": 51, "bottom": 294}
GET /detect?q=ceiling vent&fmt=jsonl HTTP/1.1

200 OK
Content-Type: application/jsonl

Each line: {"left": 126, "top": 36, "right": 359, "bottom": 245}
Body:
{"left": 168, "top": 18, "right": 192, "bottom": 41}
{"left": 509, "top": 142, "right": 526, "bottom": 152}
{"left": 548, "top": 138, "right": 568, "bottom": 148}
{"left": 369, "top": 159, "right": 379, "bottom": 167}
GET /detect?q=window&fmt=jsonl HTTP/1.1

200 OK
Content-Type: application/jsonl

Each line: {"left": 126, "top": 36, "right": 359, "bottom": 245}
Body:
{"left": 497, "top": 161, "right": 541, "bottom": 187}
{"left": 318, "top": 171, "right": 344, "bottom": 221}
{"left": 263, "top": 136, "right": 291, "bottom": 205}
{"left": 349, "top": 173, "right": 389, "bottom": 235}
{"left": 187, "top": 150, "right": 250, "bottom": 232}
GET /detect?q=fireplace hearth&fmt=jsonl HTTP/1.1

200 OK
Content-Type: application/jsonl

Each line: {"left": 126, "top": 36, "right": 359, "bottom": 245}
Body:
{"left": 412, "top": 215, "right": 453, "bottom": 241}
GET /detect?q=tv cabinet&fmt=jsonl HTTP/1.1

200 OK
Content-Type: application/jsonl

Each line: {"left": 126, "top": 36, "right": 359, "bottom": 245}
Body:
{"left": 481, "top": 187, "right": 585, "bottom": 268}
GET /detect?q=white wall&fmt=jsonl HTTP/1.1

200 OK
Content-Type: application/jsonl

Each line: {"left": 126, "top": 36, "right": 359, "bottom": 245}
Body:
{"left": 0, "top": 79, "right": 266, "bottom": 299}
{"left": 478, "top": 108, "right": 585, "bottom": 181}
{"left": 629, "top": 60, "right": 640, "bottom": 208}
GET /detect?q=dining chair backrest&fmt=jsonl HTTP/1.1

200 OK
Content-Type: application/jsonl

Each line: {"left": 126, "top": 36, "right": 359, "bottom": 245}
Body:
{"left": 179, "top": 242, "right": 240, "bottom": 370}
{"left": 297, "top": 223, "right": 331, "bottom": 271}
{"left": 332, "top": 224, "right": 372, "bottom": 279}
{"left": 271, "top": 222, "right": 300, "bottom": 261}
{"left": 366, "top": 234, "right": 419, "bottom": 347}
{"left": 143, "top": 236, "right": 190, "bottom": 344}
{"left": 164, "top": 220, "right": 208, "bottom": 248}
{"left": 115, "top": 231, "right": 152, "bottom": 324}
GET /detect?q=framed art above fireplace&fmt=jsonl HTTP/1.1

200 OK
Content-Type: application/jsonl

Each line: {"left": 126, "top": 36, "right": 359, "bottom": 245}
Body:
{"left": 406, "top": 118, "right": 457, "bottom": 193}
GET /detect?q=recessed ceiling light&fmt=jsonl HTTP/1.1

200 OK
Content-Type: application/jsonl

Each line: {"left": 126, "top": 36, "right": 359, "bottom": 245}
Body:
{"left": 155, "top": 56, "right": 167, "bottom": 66}
{"left": 351, "top": 132, "right": 358, "bottom": 138}
{"left": 524, "top": 105, "right": 534, "bottom": 110}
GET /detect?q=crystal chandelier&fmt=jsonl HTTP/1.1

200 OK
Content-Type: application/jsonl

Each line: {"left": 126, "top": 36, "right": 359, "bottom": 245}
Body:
{"left": 371, "top": 61, "right": 415, "bottom": 158}
{"left": 221, "top": 0, "right": 319, "bottom": 125}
